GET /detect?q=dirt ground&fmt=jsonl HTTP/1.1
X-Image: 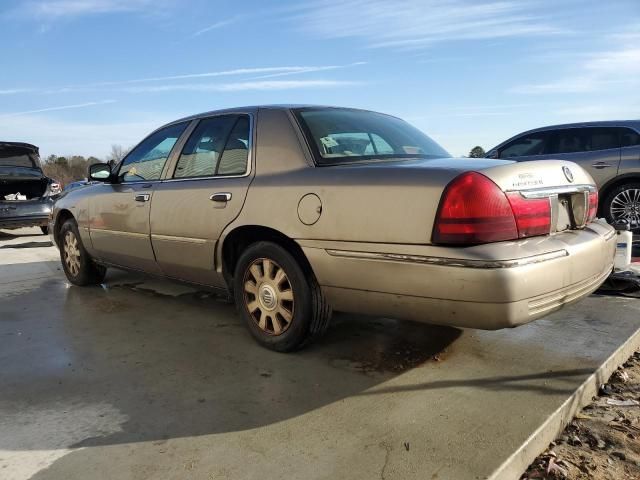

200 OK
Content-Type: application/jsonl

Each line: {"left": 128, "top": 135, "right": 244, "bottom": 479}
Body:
{"left": 523, "top": 350, "right": 640, "bottom": 479}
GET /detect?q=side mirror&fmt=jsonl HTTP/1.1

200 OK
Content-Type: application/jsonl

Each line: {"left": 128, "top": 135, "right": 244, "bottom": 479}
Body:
{"left": 89, "top": 163, "right": 112, "bottom": 181}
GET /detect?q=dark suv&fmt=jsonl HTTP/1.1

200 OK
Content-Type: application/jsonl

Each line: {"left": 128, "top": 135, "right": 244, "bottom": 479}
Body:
{"left": 486, "top": 121, "right": 640, "bottom": 229}
{"left": 0, "top": 142, "right": 61, "bottom": 234}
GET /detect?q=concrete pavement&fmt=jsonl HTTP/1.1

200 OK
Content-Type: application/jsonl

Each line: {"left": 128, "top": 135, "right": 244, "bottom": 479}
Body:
{"left": 2, "top": 227, "right": 640, "bottom": 480}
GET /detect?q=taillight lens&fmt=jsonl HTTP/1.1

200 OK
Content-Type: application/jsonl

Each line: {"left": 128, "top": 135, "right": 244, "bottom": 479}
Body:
{"left": 432, "top": 172, "right": 518, "bottom": 244}
{"left": 506, "top": 193, "right": 551, "bottom": 238}
{"left": 433, "top": 172, "right": 552, "bottom": 245}
{"left": 587, "top": 190, "right": 598, "bottom": 222}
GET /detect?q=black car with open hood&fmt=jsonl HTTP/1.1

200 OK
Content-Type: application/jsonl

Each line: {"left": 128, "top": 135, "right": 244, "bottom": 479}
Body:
{"left": 0, "top": 142, "right": 61, "bottom": 233}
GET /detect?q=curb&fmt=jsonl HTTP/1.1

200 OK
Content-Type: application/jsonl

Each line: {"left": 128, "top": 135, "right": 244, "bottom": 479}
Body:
{"left": 488, "top": 324, "right": 640, "bottom": 480}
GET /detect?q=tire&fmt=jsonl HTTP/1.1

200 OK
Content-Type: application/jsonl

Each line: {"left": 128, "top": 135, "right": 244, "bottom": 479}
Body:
{"left": 59, "top": 218, "right": 107, "bottom": 286}
{"left": 233, "top": 241, "right": 331, "bottom": 352}
{"left": 602, "top": 182, "right": 640, "bottom": 231}
{"left": 40, "top": 226, "right": 49, "bottom": 235}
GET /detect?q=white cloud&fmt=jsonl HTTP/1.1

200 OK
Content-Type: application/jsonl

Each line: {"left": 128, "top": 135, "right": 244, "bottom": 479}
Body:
{"left": 289, "top": 0, "right": 565, "bottom": 50}
{"left": 124, "top": 80, "right": 359, "bottom": 93}
{"left": 0, "top": 63, "right": 366, "bottom": 95}
{"left": 511, "top": 46, "right": 640, "bottom": 94}
{"left": 0, "top": 114, "right": 166, "bottom": 157}
{"left": 18, "top": 0, "right": 162, "bottom": 18}
{"left": 192, "top": 16, "right": 242, "bottom": 37}
{"left": 0, "top": 100, "right": 116, "bottom": 118}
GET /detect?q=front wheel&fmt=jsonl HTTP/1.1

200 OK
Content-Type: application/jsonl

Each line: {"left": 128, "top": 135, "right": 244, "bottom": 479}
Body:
{"left": 233, "top": 241, "right": 331, "bottom": 352}
{"left": 603, "top": 182, "right": 640, "bottom": 231}
{"left": 59, "top": 219, "right": 107, "bottom": 286}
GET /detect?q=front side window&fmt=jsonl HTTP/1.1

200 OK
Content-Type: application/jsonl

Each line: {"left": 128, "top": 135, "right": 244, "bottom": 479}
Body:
{"left": 174, "top": 115, "right": 249, "bottom": 178}
{"left": 294, "top": 108, "right": 450, "bottom": 165}
{"left": 499, "top": 132, "right": 550, "bottom": 158}
{"left": 118, "top": 122, "right": 188, "bottom": 182}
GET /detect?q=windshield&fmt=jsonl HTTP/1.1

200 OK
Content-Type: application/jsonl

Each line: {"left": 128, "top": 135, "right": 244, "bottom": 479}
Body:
{"left": 294, "top": 108, "right": 450, "bottom": 165}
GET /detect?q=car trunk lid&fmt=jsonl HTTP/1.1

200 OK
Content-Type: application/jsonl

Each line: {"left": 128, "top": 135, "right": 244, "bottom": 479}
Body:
{"left": 0, "top": 142, "right": 48, "bottom": 200}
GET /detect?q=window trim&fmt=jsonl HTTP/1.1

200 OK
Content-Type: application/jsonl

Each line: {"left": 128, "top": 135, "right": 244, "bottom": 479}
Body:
{"left": 163, "top": 112, "right": 254, "bottom": 182}
{"left": 115, "top": 120, "right": 192, "bottom": 184}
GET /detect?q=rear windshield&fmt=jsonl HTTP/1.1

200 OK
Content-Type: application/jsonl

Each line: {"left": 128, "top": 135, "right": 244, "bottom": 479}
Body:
{"left": 294, "top": 108, "right": 450, "bottom": 165}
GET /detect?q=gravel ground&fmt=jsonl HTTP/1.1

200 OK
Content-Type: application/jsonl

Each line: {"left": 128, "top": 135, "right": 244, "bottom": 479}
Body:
{"left": 523, "top": 350, "right": 640, "bottom": 479}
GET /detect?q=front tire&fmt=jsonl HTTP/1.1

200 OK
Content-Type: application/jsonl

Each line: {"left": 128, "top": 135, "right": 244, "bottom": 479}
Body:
{"left": 59, "top": 219, "right": 106, "bottom": 286}
{"left": 603, "top": 182, "right": 640, "bottom": 231}
{"left": 233, "top": 241, "right": 331, "bottom": 352}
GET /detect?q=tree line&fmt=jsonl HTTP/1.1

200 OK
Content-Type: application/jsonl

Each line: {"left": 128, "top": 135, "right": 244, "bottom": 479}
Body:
{"left": 41, "top": 144, "right": 128, "bottom": 186}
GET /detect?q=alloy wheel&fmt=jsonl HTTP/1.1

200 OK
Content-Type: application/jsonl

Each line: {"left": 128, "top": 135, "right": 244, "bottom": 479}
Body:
{"left": 243, "top": 258, "right": 295, "bottom": 335}
{"left": 610, "top": 188, "right": 640, "bottom": 226}
{"left": 63, "top": 231, "right": 81, "bottom": 277}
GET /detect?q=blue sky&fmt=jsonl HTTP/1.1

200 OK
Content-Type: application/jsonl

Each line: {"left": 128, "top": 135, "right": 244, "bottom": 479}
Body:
{"left": 0, "top": 0, "right": 639, "bottom": 158}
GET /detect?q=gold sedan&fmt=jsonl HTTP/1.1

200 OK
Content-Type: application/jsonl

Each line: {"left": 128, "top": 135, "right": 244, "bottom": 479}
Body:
{"left": 50, "top": 106, "right": 616, "bottom": 351}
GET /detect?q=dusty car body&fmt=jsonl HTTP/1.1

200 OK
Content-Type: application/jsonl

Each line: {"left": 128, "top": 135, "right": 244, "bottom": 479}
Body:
{"left": 0, "top": 142, "right": 60, "bottom": 233}
{"left": 486, "top": 121, "right": 640, "bottom": 229}
{"left": 50, "top": 106, "right": 616, "bottom": 351}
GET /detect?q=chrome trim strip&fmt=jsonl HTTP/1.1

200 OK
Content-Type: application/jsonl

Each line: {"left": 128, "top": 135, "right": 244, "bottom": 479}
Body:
{"left": 325, "top": 249, "right": 569, "bottom": 269}
{"left": 90, "top": 228, "right": 148, "bottom": 239}
{"left": 151, "top": 233, "right": 208, "bottom": 244}
{"left": 516, "top": 184, "right": 596, "bottom": 199}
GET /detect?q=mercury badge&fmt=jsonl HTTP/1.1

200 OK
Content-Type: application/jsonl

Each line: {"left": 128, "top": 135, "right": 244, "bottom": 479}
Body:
{"left": 562, "top": 166, "right": 574, "bottom": 183}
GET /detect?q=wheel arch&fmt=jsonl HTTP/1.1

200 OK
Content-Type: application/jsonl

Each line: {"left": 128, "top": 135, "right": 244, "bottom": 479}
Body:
{"left": 220, "top": 225, "right": 315, "bottom": 289}
{"left": 598, "top": 174, "right": 640, "bottom": 216}
{"left": 53, "top": 209, "right": 75, "bottom": 246}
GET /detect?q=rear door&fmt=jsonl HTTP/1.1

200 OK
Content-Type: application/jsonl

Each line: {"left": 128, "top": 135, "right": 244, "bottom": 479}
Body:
{"left": 149, "top": 114, "right": 253, "bottom": 286}
{"left": 89, "top": 122, "right": 190, "bottom": 272}
{"left": 545, "top": 127, "right": 621, "bottom": 188}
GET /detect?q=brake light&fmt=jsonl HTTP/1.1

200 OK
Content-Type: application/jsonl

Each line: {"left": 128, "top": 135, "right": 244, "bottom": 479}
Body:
{"left": 432, "top": 172, "right": 518, "bottom": 244}
{"left": 587, "top": 190, "right": 598, "bottom": 222}
{"left": 506, "top": 192, "right": 551, "bottom": 237}
{"left": 433, "top": 172, "right": 552, "bottom": 245}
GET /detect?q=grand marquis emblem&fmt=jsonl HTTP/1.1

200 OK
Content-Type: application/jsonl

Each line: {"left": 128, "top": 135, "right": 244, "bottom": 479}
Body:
{"left": 562, "top": 166, "right": 574, "bottom": 183}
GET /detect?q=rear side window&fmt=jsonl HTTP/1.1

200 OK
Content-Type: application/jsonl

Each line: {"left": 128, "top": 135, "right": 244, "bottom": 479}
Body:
{"left": 294, "top": 108, "right": 450, "bottom": 165}
{"left": 499, "top": 132, "right": 550, "bottom": 158}
{"left": 547, "top": 127, "right": 620, "bottom": 154}
{"left": 119, "top": 122, "right": 188, "bottom": 182}
{"left": 174, "top": 115, "right": 249, "bottom": 178}
{"left": 620, "top": 128, "right": 640, "bottom": 147}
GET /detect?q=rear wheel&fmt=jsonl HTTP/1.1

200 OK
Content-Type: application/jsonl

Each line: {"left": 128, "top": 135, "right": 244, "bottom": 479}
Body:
{"left": 59, "top": 219, "right": 106, "bottom": 286}
{"left": 233, "top": 241, "right": 331, "bottom": 352}
{"left": 603, "top": 182, "right": 640, "bottom": 230}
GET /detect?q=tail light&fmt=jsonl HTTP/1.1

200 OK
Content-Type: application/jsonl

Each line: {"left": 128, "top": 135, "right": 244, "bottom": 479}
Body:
{"left": 433, "top": 172, "right": 551, "bottom": 245}
{"left": 587, "top": 190, "right": 598, "bottom": 222}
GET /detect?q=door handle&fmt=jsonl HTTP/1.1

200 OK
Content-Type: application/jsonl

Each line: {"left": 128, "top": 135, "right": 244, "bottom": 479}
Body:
{"left": 592, "top": 162, "right": 613, "bottom": 169}
{"left": 135, "top": 193, "right": 150, "bottom": 202}
{"left": 210, "top": 192, "right": 232, "bottom": 202}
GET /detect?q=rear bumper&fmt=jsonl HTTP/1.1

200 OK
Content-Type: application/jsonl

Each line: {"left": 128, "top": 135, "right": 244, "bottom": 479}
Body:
{"left": 300, "top": 220, "right": 616, "bottom": 329}
{"left": 0, "top": 198, "right": 52, "bottom": 229}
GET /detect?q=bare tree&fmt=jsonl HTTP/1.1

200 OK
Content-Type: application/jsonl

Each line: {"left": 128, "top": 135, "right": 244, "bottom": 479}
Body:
{"left": 107, "top": 144, "right": 128, "bottom": 163}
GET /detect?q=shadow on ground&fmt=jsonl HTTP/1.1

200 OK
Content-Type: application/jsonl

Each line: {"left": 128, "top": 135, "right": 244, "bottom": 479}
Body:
{"left": 0, "top": 263, "right": 466, "bottom": 451}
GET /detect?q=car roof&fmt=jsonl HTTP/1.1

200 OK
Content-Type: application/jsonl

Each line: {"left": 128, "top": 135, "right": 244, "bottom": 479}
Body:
{"left": 167, "top": 104, "right": 392, "bottom": 126}
{"left": 490, "top": 120, "right": 640, "bottom": 151}
{"left": 521, "top": 120, "right": 640, "bottom": 133}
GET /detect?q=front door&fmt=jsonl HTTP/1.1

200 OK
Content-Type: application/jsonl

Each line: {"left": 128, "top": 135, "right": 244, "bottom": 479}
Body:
{"left": 89, "top": 121, "right": 190, "bottom": 273}
{"left": 149, "top": 114, "right": 253, "bottom": 286}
